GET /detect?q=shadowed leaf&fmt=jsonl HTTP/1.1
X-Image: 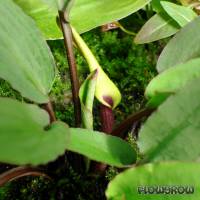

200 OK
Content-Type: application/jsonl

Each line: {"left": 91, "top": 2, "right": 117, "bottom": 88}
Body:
{"left": 157, "top": 17, "right": 200, "bottom": 72}
{"left": 139, "top": 78, "right": 200, "bottom": 162}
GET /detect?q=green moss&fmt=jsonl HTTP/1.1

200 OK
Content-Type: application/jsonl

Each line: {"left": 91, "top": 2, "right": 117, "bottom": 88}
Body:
{"left": 0, "top": 165, "right": 107, "bottom": 200}
{"left": 80, "top": 28, "right": 158, "bottom": 123}
{"left": 105, "top": 167, "right": 119, "bottom": 181}
{"left": 0, "top": 80, "right": 22, "bottom": 100}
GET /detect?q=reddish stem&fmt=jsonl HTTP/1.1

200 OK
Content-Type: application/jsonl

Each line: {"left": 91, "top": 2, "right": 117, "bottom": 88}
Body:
{"left": 58, "top": 11, "right": 81, "bottom": 127}
{"left": 111, "top": 108, "right": 155, "bottom": 138}
{"left": 92, "top": 104, "right": 115, "bottom": 173}
{"left": 42, "top": 101, "right": 56, "bottom": 123}
{"left": 100, "top": 104, "right": 114, "bottom": 134}
{"left": 101, "top": 22, "right": 119, "bottom": 32}
{"left": 0, "top": 166, "right": 51, "bottom": 187}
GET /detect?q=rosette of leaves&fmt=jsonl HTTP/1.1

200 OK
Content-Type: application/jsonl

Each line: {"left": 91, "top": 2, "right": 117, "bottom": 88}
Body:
{"left": 0, "top": 0, "right": 137, "bottom": 168}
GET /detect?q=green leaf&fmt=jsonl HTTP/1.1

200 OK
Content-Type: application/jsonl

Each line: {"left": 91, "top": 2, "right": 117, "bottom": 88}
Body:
{"left": 151, "top": 0, "right": 164, "bottom": 12}
{"left": 0, "top": 97, "right": 135, "bottom": 167}
{"left": 134, "top": 13, "right": 180, "bottom": 44}
{"left": 68, "top": 128, "right": 137, "bottom": 167}
{"left": 79, "top": 70, "right": 97, "bottom": 130}
{"left": 14, "top": 0, "right": 62, "bottom": 39}
{"left": 157, "top": 17, "right": 200, "bottom": 73}
{"left": 146, "top": 93, "right": 169, "bottom": 108}
{"left": 79, "top": 70, "right": 97, "bottom": 171}
{"left": 145, "top": 58, "right": 200, "bottom": 107}
{"left": 70, "top": 0, "right": 151, "bottom": 34}
{"left": 161, "top": 1, "right": 197, "bottom": 27}
{"left": 0, "top": 0, "right": 55, "bottom": 103}
{"left": 138, "top": 78, "right": 200, "bottom": 162}
{"left": 106, "top": 162, "right": 200, "bottom": 200}
{"left": 151, "top": 0, "right": 174, "bottom": 12}
{"left": 72, "top": 26, "right": 121, "bottom": 109}
{"left": 0, "top": 98, "right": 69, "bottom": 165}
{"left": 15, "top": 0, "right": 151, "bottom": 39}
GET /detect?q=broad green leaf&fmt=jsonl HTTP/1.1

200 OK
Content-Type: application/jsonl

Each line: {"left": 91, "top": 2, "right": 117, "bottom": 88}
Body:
{"left": 15, "top": 0, "right": 151, "bottom": 39}
{"left": 138, "top": 78, "right": 200, "bottom": 162}
{"left": 72, "top": 26, "right": 121, "bottom": 109}
{"left": 145, "top": 58, "right": 200, "bottom": 107}
{"left": 14, "top": 0, "right": 62, "bottom": 39}
{"left": 161, "top": 1, "right": 197, "bottom": 27}
{"left": 106, "top": 162, "right": 200, "bottom": 200}
{"left": 68, "top": 128, "right": 137, "bottom": 167}
{"left": 134, "top": 13, "right": 180, "bottom": 44}
{"left": 0, "top": 97, "right": 136, "bottom": 167}
{"left": 0, "top": 0, "right": 55, "bottom": 103}
{"left": 70, "top": 0, "right": 151, "bottom": 34}
{"left": 157, "top": 17, "right": 200, "bottom": 73}
{"left": 79, "top": 70, "right": 97, "bottom": 130}
{"left": 0, "top": 98, "right": 69, "bottom": 165}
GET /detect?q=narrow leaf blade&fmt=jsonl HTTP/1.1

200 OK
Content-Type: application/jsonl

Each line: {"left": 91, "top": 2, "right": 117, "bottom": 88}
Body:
{"left": 79, "top": 70, "right": 97, "bottom": 129}
{"left": 134, "top": 13, "right": 180, "bottom": 44}
{"left": 161, "top": 1, "right": 197, "bottom": 27}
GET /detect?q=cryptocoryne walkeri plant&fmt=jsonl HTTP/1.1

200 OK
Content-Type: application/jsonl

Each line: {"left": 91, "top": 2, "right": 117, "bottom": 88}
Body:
{"left": 2, "top": 1, "right": 200, "bottom": 200}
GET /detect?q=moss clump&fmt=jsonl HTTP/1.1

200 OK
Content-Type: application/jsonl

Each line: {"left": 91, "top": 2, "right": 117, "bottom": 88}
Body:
{"left": 0, "top": 164, "right": 107, "bottom": 200}
{"left": 80, "top": 29, "right": 158, "bottom": 123}
{"left": 0, "top": 80, "right": 22, "bottom": 100}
